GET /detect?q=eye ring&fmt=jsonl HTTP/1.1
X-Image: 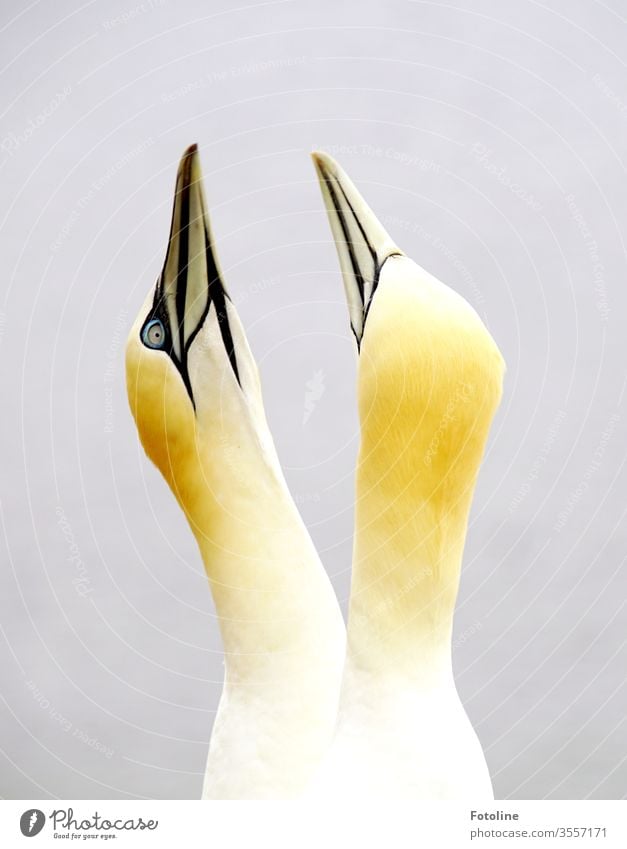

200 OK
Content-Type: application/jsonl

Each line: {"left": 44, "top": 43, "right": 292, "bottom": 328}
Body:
{"left": 141, "top": 318, "right": 166, "bottom": 350}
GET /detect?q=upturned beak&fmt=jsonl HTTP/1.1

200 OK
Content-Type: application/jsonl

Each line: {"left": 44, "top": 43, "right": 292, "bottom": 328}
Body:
{"left": 311, "top": 151, "right": 404, "bottom": 348}
{"left": 146, "top": 143, "right": 240, "bottom": 404}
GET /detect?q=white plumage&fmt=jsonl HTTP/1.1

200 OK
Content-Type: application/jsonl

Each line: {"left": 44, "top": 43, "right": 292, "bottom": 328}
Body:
{"left": 307, "top": 152, "right": 504, "bottom": 799}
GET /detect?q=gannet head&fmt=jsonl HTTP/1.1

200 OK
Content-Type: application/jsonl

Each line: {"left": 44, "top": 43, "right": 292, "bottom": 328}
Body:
{"left": 126, "top": 145, "right": 266, "bottom": 508}
{"left": 312, "top": 150, "right": 505, "bottom": 531}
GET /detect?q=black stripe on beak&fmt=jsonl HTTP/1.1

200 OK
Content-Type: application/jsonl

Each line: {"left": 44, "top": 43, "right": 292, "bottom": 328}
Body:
{"left": 311, "top": 151, "right": 404, "bottom": 350}
{"left": 140, "top": 144, "right": 240, "bottom": 409}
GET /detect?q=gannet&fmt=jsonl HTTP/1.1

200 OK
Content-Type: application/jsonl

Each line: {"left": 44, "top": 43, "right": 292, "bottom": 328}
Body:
{"left": 125, "top": 145, "right": 345, "bottom": 799}
{"left": 310, "top": 152, "right": 505, "bottom": 799}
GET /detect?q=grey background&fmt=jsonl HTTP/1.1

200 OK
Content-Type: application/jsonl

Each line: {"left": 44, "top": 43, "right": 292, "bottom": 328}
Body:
{"left": 0, "top": 0, "right": 626, "bottom": 800}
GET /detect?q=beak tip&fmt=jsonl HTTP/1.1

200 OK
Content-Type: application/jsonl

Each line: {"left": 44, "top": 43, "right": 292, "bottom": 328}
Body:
{"left": 311, "top": 149, "right": 336, "bottom": 176}
{"left": 176, "top": 143, "right": 203, "bottom": 188}
{"left": 180, "top": 143, "right": 200, "bottom": 172}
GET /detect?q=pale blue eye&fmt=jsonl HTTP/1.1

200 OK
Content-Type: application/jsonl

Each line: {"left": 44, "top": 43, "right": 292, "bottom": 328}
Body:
{"left": 142, "top": 318, "right": 166, "bottom": 349}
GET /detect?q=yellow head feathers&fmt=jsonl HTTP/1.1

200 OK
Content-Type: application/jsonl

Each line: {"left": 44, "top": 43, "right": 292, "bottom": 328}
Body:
{"left": 358, "top": 255, "right": 504, "bottom": 515}
{"left": 125, "top": 145, "right": 263, "bottom": 530}
{"left": 312, "top": 151, "right": 505, "bottom": 668}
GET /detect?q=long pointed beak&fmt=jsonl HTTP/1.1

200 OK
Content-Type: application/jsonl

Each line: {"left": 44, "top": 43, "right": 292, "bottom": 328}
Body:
{"left": 156, "top": 144, "right": 239, "bottom": 393}
{"left": 311, "top": 151, "right": 404, "bottom": 348}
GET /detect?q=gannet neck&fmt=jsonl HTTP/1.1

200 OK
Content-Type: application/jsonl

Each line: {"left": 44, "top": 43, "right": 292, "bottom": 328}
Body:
{"left": 176, "top": 414, "right": 341, "bottom": 679}
{"left": 190, "top": 422, "right": 345, "bottom": 798}
{"left": 346, "top": 477, "right": 468, "bottom": 685}
{"left": 345, "top": 256, "right": 504, "bottom": 683}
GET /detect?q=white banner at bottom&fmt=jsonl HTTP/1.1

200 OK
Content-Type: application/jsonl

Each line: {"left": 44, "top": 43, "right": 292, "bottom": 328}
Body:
{"left": 1, "top": 800, "right": 626, "bottom": 848}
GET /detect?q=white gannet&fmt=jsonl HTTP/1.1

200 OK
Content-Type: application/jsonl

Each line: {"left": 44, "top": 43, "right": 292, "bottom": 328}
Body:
{"left": 310, "top": 152, "right": 505, "bottom": 799}
{"left": 125, "top": 145, "right": 345, "bottom": 799}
